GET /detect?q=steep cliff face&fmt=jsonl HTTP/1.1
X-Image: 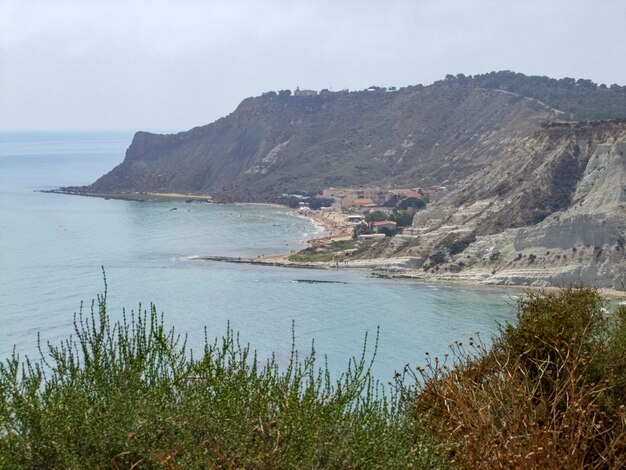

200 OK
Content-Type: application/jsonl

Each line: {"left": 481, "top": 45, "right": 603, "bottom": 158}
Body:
{"left": 85, "top": 83, "right": 553, "bottom": 201}
{"left": 396, "top": 123, "right": 626, "bottom": 288}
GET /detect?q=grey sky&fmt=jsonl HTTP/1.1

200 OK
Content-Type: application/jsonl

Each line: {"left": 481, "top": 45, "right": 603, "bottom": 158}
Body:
{"left": 2, "top": 0, "right": 625, "bottom": 132}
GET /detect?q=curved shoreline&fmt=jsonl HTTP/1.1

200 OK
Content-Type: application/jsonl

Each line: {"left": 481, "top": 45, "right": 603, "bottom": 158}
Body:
{"left": 45, "top": 189, "right": 626, "bottom": 298}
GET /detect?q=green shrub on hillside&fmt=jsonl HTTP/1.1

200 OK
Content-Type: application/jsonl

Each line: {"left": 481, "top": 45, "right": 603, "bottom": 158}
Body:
{"left": 287, "top": 240, "right": 361, "bottom": 262}
{"left": 5, "top": 282, "right": 626, "bottom": 469}
{"left": 0, "top": 284, "right": 443, "bottom": 469}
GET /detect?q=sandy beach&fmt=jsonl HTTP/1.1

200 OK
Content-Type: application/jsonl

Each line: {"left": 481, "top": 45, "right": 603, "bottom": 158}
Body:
{"left": 302, "top": 211, "right": 354, "bottom": 243}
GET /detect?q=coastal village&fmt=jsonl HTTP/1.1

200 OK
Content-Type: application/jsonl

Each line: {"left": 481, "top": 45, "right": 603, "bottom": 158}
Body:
{"left": 284, "top": 185, "right": 448, "bottom": 242}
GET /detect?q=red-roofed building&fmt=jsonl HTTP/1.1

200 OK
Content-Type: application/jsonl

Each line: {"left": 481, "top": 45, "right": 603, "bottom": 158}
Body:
{"left": 352, "top": 198, "right": 376, "bottom": 207}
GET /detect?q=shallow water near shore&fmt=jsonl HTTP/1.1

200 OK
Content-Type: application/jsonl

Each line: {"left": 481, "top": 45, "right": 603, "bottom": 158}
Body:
{"left": 0, "top": 131, "right": 518, "bottom": 381}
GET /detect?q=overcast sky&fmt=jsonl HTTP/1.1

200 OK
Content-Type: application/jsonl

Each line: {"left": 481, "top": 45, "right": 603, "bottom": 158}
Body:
{"left": 2, "top": 0, "right": 625, "bottom": 132}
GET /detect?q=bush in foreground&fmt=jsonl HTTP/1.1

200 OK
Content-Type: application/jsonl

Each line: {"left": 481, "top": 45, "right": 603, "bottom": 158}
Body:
{"left": 409, "top": 288, "right": 626, "bottom": 469}
{"left": 0, "top": 286, "right": 443, "bottom": 468}
{"left": 4, "top": 285, "right": 626, "bottom": 469}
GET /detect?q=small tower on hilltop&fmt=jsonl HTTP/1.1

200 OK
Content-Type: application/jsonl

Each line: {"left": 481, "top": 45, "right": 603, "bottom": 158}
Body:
{"left": 294, "top": 86, "right": 317, "bottom": 97}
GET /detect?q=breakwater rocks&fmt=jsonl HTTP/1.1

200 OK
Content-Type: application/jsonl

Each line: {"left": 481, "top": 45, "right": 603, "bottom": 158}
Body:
{"left": 194, "top": 255, "right": 329, "bottom": 270}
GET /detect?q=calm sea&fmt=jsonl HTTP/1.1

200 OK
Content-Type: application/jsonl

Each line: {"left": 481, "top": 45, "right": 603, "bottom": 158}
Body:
{"left": 0, "top": 131, "right": 517, "bottom": 381}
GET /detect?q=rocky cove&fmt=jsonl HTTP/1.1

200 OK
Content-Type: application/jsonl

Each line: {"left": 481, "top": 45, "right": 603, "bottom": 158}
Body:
{"left": 64, "top": 73, "right": 626, "bottom": 291}
{"left": 195, "top": 128, "right": 626, "bottom": 292}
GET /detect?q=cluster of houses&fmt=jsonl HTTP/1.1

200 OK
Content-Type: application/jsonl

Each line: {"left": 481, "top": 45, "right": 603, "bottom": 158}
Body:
{"left": 286, "top": 185, "right": 448, "bottom": 241}
{"left": 324, "top": 186, "right": 447, "bottom": 241}
{"left": 321, "top": 186, "right": 446, "bottom": 212}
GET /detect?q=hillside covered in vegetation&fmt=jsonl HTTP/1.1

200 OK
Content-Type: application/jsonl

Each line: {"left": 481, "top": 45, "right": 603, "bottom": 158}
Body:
{"left": 450, "top": 70, "right": 626, "bottom": 121}
{"left": 1, "top": 288, "right": 625, "bottom": 467}
{"left": 72, "top": 71, "right": 594, "bottom": 202}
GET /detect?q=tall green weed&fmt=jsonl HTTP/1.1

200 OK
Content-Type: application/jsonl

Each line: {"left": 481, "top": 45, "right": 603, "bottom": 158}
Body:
{"left": 0, "top": 281, "right": 444, "bottom": 468}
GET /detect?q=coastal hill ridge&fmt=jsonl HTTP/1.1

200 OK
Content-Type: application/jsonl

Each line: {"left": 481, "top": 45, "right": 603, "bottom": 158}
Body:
{"left": 74, "top": 71, "right": 626, "bottom": 289}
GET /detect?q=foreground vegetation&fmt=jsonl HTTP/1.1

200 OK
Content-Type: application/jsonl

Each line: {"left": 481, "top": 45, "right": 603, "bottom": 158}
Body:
{"left": 0, "top": 284, "right": 441, "bottom": 468}
{"left": 410, "top": 288, "right": 626, "bottom": 469}
{"left": 2, "top": 287, "right": 626, "bottom": 468}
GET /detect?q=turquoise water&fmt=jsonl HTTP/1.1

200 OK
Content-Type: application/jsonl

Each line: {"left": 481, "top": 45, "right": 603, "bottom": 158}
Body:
{"left": 0, "top": 131, "right": 517, "bottom": 381}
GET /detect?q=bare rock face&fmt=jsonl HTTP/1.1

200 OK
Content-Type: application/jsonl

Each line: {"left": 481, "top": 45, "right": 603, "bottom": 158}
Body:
{"left": 401, "top": 126, "right": 626, "bottom": 289}
{"left": 82, "top": 83, "right": 552, "bottom": 202}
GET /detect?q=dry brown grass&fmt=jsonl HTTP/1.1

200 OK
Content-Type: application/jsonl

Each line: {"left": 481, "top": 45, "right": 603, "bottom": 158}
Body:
{"left": 412, "top": 288, "right": 626, "bottom": 469}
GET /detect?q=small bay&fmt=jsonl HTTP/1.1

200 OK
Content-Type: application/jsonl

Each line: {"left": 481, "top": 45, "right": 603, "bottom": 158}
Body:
{"left": 0, "top": 131, "right": 517, "bottom": 381}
